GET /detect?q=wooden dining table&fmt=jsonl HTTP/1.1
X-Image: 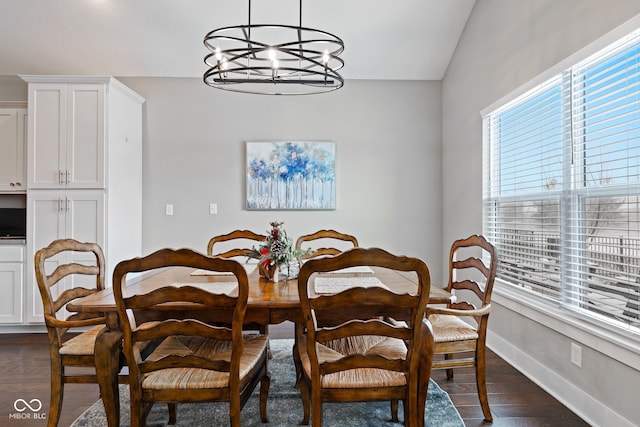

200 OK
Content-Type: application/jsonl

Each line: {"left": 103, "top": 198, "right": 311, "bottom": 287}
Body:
{"left": 67, "top": 262, "right": 452, "bottom": 427}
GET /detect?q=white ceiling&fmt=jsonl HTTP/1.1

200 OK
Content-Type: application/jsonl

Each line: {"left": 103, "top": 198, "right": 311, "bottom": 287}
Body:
{"left": 0, "top": 0, "right": 476, "bottom": 81}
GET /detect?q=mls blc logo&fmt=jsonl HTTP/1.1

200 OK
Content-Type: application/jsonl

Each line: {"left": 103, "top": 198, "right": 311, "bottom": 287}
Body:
{"left": 9, "top": 398, "right": 46, "bottom": 420}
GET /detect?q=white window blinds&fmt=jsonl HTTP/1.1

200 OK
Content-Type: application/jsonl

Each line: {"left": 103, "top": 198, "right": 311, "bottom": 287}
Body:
{"left": 483, "top": 29, "right": 640, "bottom": 332}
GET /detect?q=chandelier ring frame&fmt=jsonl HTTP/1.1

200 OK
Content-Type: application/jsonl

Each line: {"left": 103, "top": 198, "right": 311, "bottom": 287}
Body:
{"left": 204, "top": 21, "right": 344, "bottom": 95}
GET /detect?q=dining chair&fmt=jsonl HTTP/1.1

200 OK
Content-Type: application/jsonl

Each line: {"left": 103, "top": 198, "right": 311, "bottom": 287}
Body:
{"left": 294, "top": 229, "right": 359, "bottom": 260}
{"left": 293, "top": 229, "right": 361, "bottom": 379}
{"left": 34, "top": 239, "right": 127, "bottom": 427}
{"left": 206, "top": 229, "right": 267, "bottom": 258}
{"left": 296, "top": 247, "right": 434, "bottom": 427}
{"left": 207, "top": 229, "right": 269, "bottom": 337}
{"left": 427, "top": 234, "right": 497, "bottom": 421}
{"left": 113, "top": 247, "right": 270, "bottom": 427}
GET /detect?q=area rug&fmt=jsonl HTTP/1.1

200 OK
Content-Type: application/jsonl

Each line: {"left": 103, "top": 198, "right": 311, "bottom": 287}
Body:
{"left": 71, "top": 339, "right": 464, "bottom": 427}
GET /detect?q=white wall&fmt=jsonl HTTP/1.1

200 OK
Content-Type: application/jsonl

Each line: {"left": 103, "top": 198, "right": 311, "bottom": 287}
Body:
{"left": 116, "top": 77, "right": 445, "bottom": 283}
{"left": 442, "top": 0, "right": 640, "bottom": 425}
{"left": 0, "top": 75, "right": 444, "bottom": 325}
{"left": 0, "top": 76, "right": 26, "bottom": 101}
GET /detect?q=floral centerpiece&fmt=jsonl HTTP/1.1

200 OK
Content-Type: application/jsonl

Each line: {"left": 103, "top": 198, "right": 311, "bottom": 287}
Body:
{"left": 249, "top": 221, "right": 309, "bottom": 281}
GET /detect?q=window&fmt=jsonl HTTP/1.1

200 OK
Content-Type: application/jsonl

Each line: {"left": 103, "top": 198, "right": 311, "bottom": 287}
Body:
{"left": 483, "top": 29, "right": 640, "bottom": 333}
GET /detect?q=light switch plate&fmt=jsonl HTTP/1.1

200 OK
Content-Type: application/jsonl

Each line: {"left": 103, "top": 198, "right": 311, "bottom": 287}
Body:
{"left": 165, "top": 204, "right": 173, "bottom": 216}
{"left": 570, "top": 342, "right": 582, "bottom": 368}
{"left": 209, "top": 203, "right": 217, "bottom": 215}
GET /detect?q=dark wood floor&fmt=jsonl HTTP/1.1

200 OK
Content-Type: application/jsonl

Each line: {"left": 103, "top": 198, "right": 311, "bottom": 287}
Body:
{"left": 0, "top": 324, "right": 590, "bottom": 427}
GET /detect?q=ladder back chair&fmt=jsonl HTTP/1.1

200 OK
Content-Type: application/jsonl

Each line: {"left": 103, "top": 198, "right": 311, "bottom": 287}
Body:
{"left": 295, "top": 229, "right": 359, "bottom": 260}
{"left": 206, "top": 229, "right": 267, "bottom": 259}
{"left": 207, "top": 229, "right": 269, "bottom": 336}
{"left": 296, "top": 247, "right": 434, "bottom": 427}
{"left": 427, "top": 235, "right": 497, "bottom": 421}
{"left": 113, "top": 248, "right": 270, "bottom": 427}
{"left": 34, "top": 239, "right": 127, "bottom": 427}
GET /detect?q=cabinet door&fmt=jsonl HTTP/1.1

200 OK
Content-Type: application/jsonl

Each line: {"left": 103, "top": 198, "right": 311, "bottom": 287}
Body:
{"left": 29, "top": 192, "right": 66, "bottom": 252}
{"left": 27, "top": 83, "right": 105, "bottom": 189}
{"left": 64, "top": 190, "right": 105, "bottom": 247}
{"left": 0, "top": 108, "right": 26, "bottom": 191}
{"left": 61, "top": 192, "right": 105, "bottom": 322}
{"left": 0, "top": 262, "right": 23, "bottom": 323}
{"left": 25, "top": 190, "right": 105, "bottom": 323}
{"left": 28, "top": 84, "right": 66, "bottom": 188}
{"left": 66, "top": 84, "right": 105, "bottom": 188}
{"left": 18, "top": 109, "right": 27, "bottom": 189}
{"left": 26, "top": 191, "right": 66, "bottom": 322}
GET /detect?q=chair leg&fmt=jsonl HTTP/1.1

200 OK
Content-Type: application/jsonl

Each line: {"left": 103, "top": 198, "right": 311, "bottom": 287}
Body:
{"left": 407, "top": 394, "right": 421, "bottom": 427}
{"left": 293, "top": 323, "right": 304, "bottom": 388}
{"left": 229, "top": 394, "right": 241, "bottom": 427}
{"left": 311, "top": 389, "right": 323, "bottom": 427}
{"left": 168, "top": 403, "right": 177, "bottom": 424}
{"left": 259, "top": 371, "right": 270, "bottom": 423}
{"left": 475, "top": 346, "right": 493, "bottom": 422}
{"left": 445, "top": 353, "right": 454, "bottom": 380}
{"left": 417, "top": 376, "right": 429, "bottom": 427}
{"left": 299, "top": 376, "right": 311, "bottom": 425}
{"left": 259, "top": 325, "right": 272, "bottom": 358}
{"left": 390, "top": 399, "right": 399, "bottom": 422}
{"left": 129, "top": 393, "right": 144, "bottom": 427}
{"left": 47, "top": 362, "right": 64, "bottom": 427}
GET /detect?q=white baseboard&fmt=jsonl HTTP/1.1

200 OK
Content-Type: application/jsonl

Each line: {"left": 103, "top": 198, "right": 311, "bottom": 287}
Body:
{"left": 487, "top": 331, "right": 635, "bottom": 427}
{"left": 0, "top": 325, "right": 46, "bottom": 334}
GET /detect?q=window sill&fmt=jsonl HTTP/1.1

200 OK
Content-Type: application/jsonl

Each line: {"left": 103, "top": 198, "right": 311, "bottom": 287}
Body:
{"left": 493, "top": 281, "right": 640, "bottom": 370}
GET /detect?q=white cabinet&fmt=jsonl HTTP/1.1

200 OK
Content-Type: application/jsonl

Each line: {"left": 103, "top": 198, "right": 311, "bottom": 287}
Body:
{"left": 26, "top": 83, "right": 104, "bottom": 189}
{"left": 0, "top": 107, "right": 27, "bottom": 192}
{"left": 27, "top": 190, "right": 105, "bottom": 250}
{"left": 26, "top": 190, "right": 104, "bottom": 322}
{"left": 21, "top": 76, "right": 145, "bottom": 325}
{"left": 0, "top": 245, "right": 24, "bottom": 324}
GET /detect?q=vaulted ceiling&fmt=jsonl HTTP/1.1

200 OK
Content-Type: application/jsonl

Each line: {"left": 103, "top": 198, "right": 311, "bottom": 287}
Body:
{"left": 0, "top": 0, "right": 475, "bottom": 81}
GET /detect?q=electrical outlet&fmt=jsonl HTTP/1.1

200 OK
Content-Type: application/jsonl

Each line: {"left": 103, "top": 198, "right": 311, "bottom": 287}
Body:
{"left": 165, "top": 204, "right": 173, "bottom": 216}
{"left": 570, "top": 342, "right": 582, "bottom": 368}
{"left": 209, "top": 203, "right": 218, "bottom": 215}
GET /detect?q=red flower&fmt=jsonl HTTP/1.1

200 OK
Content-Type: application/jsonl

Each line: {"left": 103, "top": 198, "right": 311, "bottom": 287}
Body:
{"left": 260, "top": 248, "right": 271, "bottom": 266}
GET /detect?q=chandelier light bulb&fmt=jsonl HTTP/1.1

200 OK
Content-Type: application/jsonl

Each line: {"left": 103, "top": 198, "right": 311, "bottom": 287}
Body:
{"left": 215, "top": 47, "right": 222, "bottom": 61}
{"left": 220, "top": 58, "right": 229, "bottom": 78}
{"left": 268, "top": 48, "right": 277, "bottom": 61}
{"left": 322, "top": 49, "right": 330, "bottom": 64}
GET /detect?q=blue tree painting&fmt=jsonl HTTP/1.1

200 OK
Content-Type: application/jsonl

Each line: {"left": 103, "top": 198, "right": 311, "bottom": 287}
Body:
{"left": 246, "top": 141, "right": 336, "bottom": 210}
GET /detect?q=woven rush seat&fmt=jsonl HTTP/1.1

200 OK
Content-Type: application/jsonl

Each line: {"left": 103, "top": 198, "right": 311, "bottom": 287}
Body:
{"left": 142, "top": 334, "right": 268, "bottom": 390}
{"left": 299, "top": 335, "right": 408, "bottom": 389}
{"left": 429, "top": 314, "right": 479, "bottom": 343}
{"left": 58, "top": 325, "right": 104, "bottom": 356}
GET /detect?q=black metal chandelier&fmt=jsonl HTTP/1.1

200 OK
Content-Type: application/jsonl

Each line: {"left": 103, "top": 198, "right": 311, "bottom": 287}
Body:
{"left": 203, "top": 0, "right": 344, "bottom": 95}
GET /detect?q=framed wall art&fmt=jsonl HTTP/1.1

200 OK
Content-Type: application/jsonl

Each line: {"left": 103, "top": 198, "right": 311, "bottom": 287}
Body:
{"left": 246, "top": 141, "right": 336, "bottom": 210}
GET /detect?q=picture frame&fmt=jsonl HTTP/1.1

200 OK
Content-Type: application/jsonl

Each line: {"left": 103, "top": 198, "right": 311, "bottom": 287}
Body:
{"left": 246, "top": 141, "right": 336, "bottom": 210}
